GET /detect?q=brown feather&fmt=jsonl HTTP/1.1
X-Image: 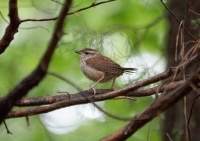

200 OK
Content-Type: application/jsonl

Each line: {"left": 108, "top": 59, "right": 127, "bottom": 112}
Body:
{"left": 86, "top": 55, "right": 136, "bottom": 76}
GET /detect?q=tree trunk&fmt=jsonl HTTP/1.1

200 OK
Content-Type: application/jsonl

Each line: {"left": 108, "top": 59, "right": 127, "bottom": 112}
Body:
{"left": 163, "top": 0, "right": 200, "bottom": 141}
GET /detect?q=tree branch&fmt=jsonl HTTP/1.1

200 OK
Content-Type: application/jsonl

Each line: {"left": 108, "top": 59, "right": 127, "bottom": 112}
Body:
{"left": 101, "top": 68, "right": 200, "bottom": 141}
{"left": 4, "top": 71, "right": 184, "bottom": 119}
{"left": 1, "top": 53, "right": 198, "bottom": 119}
{"left": 0, "top": 0, "right": 20, "bottom": 54}
{"left": 160, "top": 0, "right": 197, "bottom": 42}
{"left": 47, "top": 71, "right": 82, "bottom": 91}
{"left": 20, "top": 0, "right": 115, "bottom": 23}
{"left": 10, "top": 80, "right": 182, "bottom": 107}
{"left": 0, "top": 0, "right": 72, "bottom": 124}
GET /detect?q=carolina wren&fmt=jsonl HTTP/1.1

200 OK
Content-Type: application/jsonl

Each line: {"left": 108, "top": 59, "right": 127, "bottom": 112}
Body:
{"left": 75, "top": 48, "right": 137, "bottom": 94}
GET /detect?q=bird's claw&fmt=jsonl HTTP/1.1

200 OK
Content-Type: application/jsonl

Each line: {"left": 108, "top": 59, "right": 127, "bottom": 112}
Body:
{"left": 88, "top": 87, "right": 96, "bottom": 95}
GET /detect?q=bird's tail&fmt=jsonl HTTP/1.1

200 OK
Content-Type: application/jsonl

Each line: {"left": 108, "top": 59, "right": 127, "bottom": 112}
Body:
{"left": 123, "top": 68, "right": 137, "bottom": 73}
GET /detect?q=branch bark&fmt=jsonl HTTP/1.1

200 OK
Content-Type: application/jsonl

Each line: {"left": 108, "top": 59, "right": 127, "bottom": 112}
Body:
{"left": 0, "top": 0, "right": 20, "bottom": 54}
{"left": 5, "top": 81, "right": 183, "bottom": 119}
{"left": 101, "top": 68, "right": 200, "bottom": 141}
{"left": 5, "top": 67, "right": 174, "bottom": 118}
{"left": 10, "top": 80, "right": 181, "bottom": 107}
{"left": 0, "top": 53, "right": 197, "bottom": 119}
{"left": 0, "top": 0, "right": 72, "bottom": 124}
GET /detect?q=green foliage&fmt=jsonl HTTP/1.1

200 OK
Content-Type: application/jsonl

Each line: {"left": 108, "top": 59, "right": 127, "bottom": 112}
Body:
{"left": 0, "top": 0, "right": 167, "bottom": 140}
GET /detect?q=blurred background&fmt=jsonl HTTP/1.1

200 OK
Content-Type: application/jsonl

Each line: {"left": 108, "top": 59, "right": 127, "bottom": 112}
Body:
{"left": 0, "top": 0, "right": 168, "bottom": 140}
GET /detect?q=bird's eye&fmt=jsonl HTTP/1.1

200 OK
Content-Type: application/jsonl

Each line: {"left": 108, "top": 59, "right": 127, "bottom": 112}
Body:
{"left": 85, "top": 51, "right": 89, "bottom": 55}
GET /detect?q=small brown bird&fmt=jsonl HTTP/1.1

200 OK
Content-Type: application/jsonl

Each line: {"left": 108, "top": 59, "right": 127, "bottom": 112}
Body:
{"left": 75, "top": 48, "right": 137, "bottom": 94}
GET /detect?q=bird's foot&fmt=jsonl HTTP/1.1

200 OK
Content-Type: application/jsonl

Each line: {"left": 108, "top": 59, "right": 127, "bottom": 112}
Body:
{"left": 89, "top": 87, "right": 96, "bottom": 95}
{"left": 110, "top": 87, "right": 115, "bottom": 91}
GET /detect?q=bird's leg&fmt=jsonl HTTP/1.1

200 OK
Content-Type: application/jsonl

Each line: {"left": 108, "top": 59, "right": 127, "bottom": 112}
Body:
{"left": 111, "top": 78, "right": 116, "bottom": 90}
{"left": 90, "top": 76, "right": 104, "bottom": 95}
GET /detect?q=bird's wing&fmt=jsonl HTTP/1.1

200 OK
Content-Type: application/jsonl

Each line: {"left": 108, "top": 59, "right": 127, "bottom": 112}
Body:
{"left": 86, "top": 55, "right": 124, "bottom": 75}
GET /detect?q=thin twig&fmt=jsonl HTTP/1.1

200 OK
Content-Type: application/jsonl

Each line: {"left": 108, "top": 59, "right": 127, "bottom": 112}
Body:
{"left": 175, "top": 21, "right": 184, "bottom": 61}
{"left": 0, "top": 11, "right": 9, "bottom": 23}
{"left": 21, "top": 0, "right": 115, "bottom": 23}
{"left": 166, "top": 133, "right": 173, "bottom": 141}
{"left": 48, "top": 71, "right": 82, "bottom": 91}
{"left": 188, "top": 9, "right": 200, "bottom": 17}
{"left": 147, "top": 121, "right": 152, "bottom": 141}
{"left": 19, "top": 26, "right": 49, "bottom": 32}
{"left": 67, "top": 0, "right": 116, "bottom": 15}
{"left": 3, "top": 120, "right": 12, "bottom": 135}
{"left": 51, "top": 0, "right": 64, "bottom": 6}
{"left": 26, "top": 116, "right": 30, "bottom": 127}
{"left": 160, "top": 0, "right": 197, "bottom": 42}
{"left": 114, "top": 96, "right": 136, "bottom": 101}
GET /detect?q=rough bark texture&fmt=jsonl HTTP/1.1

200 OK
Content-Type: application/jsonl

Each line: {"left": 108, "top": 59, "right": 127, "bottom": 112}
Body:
{"left": 163, "top": 0, "right": 200, "bottom": 141}
{"left": 0, "top": 0, "right": 72, "bottom": 124}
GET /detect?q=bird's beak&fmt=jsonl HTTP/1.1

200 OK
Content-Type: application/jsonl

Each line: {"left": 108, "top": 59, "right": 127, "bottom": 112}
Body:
{"left": 75, "top": 50, "right": 80, "bottom": 54}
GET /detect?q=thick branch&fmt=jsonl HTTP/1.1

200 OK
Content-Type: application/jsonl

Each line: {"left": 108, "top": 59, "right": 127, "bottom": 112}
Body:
{"left": 101, "top": 69, "right": 200, "bottom": 141}
{"left": 5, "top": 71, "right": 183, "bottom": 119}
{"left": 0, "top": 0, "right": 72, "bottom": 124}
{"left": 4, "top": 53, "right": 199, "bottom": 119}
{"left": 0, "top": 0, "right": 20, "bottom": 54}
{"left": 10, "top": 81, "right": 182, "bottom": 107}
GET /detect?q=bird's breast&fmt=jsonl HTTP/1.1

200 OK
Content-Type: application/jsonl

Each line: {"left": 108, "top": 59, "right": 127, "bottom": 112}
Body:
{"left": 80, "top": 61, "right": 113, "bottom": 82}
